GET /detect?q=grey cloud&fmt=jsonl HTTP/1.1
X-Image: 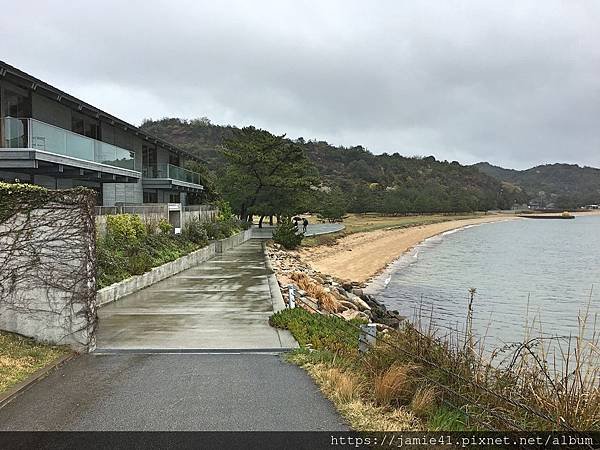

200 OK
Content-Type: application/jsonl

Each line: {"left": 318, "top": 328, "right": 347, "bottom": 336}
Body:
{"left": 1, "top": 0, "right": 599, "bottom": 169}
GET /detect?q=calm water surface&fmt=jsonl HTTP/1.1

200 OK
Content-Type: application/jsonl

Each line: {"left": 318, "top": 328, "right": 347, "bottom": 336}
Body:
{"left": 368, "top": 216, "right": 600, "bottom": 350}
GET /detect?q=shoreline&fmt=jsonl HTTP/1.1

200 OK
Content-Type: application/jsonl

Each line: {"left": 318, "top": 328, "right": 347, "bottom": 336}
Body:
{"left": 298, "top": 214, "right": 519, "bottom": 284}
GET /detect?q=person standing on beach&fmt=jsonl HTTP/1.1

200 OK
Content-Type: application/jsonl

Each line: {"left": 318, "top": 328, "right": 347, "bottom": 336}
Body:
{"left": 302, "top": 217, "right": 308, "bottom": 233}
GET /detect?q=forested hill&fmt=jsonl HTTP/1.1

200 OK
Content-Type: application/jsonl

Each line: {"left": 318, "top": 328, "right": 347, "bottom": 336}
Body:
{"left": 474, "top": 162, "right": 600, "bottom": 208}
{"left": 140, "top": 118, "right": 526, "bottom": 213}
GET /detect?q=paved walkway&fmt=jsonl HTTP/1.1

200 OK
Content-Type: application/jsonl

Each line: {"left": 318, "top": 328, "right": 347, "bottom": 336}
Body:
{"left": 250, "top": 223, "right": 345, "bottom": 239}
{"left": 0, "top": 239, "right": 350, "bottom": 432}
{"left": 96, "top": 239, "right": 296, "bottom": 352}
{"left": 0, "top": 354, "right": 348, "bottom": 430}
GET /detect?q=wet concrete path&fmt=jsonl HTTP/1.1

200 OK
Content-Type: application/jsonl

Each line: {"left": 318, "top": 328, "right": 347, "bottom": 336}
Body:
{"left": 0, "top": 354, "right": 348, "bottom": 431}
{"left": 95, "top": 240, "right": 297, "bottom": 352}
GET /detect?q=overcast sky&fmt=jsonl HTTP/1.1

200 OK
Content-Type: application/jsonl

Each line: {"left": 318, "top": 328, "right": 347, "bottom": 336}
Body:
{"left": 2, "top": 1, "right": 599, "bottom": 169}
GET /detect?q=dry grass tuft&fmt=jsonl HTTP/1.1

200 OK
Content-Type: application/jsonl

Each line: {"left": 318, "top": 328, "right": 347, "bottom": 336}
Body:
{"left": 410, "top": 386, "right": 438, "bottom": 418}
{"left": 374, "top": 364, "right": 418, "bottom": 406}
{"left": 290, "top": 272, "right": 340, "bottom": 313}
{"left": 306, "top": 362, "right": 421, "bottom": 431}
{"left": 315, "top": 367, "right": 362, "bottom": 403}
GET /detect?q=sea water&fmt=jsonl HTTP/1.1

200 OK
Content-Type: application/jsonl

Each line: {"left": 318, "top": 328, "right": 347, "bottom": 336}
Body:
{"left": 367, "top": 216, "right": 600, "bottom": 356}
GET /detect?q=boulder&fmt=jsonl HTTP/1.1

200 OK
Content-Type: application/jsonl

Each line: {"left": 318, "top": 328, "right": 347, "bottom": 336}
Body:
{"left": 331, "top": 290, "right": 348, "bottom": 303}
{"left": 347, "top": 293, "right": 371, "bottom": 311}
{"left": 337, "top": 300, "right": 359, "bottom": 311}
{"left": 340, "top": 309, "right": 369, "bottom": 322}
{"left": 341, "top": 280, "right": 354, "bottom": 291}
{"left": 352, "top": 288, "right": 364, "bottom": 298}
{"left": 375, "top": 323, "right": 394, "bottom": 332}
{"left": 335, "top": 287, "right": 349, "bottom": 297}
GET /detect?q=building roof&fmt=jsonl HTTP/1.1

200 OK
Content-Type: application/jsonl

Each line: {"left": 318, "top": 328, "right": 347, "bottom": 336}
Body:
{"left": 0, "top": 60, "right": 204, "bottom": 163}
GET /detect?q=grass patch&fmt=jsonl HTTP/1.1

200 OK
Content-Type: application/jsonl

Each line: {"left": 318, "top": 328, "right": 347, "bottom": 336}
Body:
{"left": 270, "top": 308, "right": 360, "bottom": 354}
{"left": 0, "top": 331, "right": 70, "bottom": 394}
{"left": 427, "top": 406, "right": 469, "bottom": 431}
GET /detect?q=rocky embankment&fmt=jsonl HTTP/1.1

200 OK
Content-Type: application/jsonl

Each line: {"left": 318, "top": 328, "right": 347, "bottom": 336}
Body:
{"left": 267, "top": 243, "right": 405, "bottom": 331}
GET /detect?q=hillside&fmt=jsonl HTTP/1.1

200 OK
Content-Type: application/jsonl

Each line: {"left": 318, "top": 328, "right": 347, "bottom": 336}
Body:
{"left": 140, "top": 118, "right": 526, "bottom": 213}
{"left": 474, "top": 162, "right": 600, "bottom": 208}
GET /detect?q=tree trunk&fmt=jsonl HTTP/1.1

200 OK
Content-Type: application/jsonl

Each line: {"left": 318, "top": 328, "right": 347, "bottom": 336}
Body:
{"left": 269, "top": 215, "right": 274, "bottom": 226}
{"left": 258, "top": 215, "right": 265, "bottom": 228}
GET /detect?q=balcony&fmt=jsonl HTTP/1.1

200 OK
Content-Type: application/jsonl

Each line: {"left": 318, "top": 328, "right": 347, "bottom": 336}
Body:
{"left": 142, "top": 163, "right": 204, "bottom": 192}
{"left": 1, "top": 117, "right": 140, "bottom": 181}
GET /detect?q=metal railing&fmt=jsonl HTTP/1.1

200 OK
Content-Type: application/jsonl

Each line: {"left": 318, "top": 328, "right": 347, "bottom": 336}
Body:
{"left": 2, "top": 117, "right": 137, "bottom": 171}
{"left": 143, "top": 163, "right": 202, "bottom": 185}
{"left": 95, "top": 204, "right": 169, "bottom": 216}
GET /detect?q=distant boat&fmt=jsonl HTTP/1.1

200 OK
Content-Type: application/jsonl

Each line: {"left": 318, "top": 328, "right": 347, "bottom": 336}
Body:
{"left": 519, "top": 211, "right": 575, "bottom": 220}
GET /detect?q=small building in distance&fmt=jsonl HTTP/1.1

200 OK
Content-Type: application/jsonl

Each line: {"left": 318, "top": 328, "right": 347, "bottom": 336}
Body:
{"left": 0, "top": 61, "right": 204, "bottom": 206}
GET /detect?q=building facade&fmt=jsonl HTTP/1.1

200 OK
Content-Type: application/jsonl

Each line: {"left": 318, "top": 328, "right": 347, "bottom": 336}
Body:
{"left": 0, "top": 61, "right": 204, "bottom": 206}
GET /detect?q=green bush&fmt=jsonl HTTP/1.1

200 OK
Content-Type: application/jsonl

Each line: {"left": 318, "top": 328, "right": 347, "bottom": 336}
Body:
{"left": 272, "top": 218, "right": 303, "bottom": 249}
{"left": 269, "top": 308, "right": 359, "bottom": 354}
{"left": 182, "top": 217, "right": 209, "bottom": 245}
{"left": 158, "top": 218, "right": 173, "bottom": 235}
{"left": 97, "top": 214, "right": 204, "bottom": 289}
{"left": 105, "top": 214, "right": 147, "bottom": 242}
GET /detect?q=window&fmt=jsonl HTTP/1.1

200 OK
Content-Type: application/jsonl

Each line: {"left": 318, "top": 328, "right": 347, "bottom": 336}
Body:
{"left": 2, "top": 88, "right": 31, "bottom": 118}
{"left": 169, "top": 151, "right": 180, "bottom": 166}
{"left": 169, "top": 192, "right": 180, "bottom": 203}
{"left": 71, "top": 113, "right": 100, "bottom": 139}
{"left": 143, "top": 191, "right": 158, "bottom": 203}
{"left": 142, "top": 144, "right": 157, "bottom": 177}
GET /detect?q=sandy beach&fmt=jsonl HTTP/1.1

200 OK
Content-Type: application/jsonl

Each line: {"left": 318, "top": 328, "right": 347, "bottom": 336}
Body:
{"left": 299, "top": 215, "right": 519, "bottom": 283}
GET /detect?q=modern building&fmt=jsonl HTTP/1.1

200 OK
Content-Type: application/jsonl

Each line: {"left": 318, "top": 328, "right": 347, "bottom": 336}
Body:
{"left": 0, "top": 61, "right": 204, "bottom": 206}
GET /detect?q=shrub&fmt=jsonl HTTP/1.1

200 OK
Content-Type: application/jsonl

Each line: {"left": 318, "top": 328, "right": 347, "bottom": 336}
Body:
{"left": 182, "top": 217, "right": 209, "bottom": 245}
{"left": 97, "top": 213, "right": 207, "bottom": 289}
{"left": 203, "top": 219, "right": 242, "bottom": 240}
{"left": 216, "top": 199, "right": 235, "bottom": 222}
{"left": 158, "top": 218, "right": 173, "bottom": 235}
{"left": 106, "top": 214, "right": 146, "bottom": 242}
{"left": 273, "top": 218, "right": 303, "bottom": 249}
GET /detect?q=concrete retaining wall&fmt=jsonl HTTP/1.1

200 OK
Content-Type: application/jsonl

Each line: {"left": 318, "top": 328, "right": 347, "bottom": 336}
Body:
{"left": 0, "top": 190, "right": 97, "bottom": 352}
{"left": 96, "top": 228, "right": 253, "bottom": 307}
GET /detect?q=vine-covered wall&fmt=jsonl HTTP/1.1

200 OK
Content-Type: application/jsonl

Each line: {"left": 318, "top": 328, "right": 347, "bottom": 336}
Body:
{"left": 0, "top": 183, "right": 97, "bottom": 351}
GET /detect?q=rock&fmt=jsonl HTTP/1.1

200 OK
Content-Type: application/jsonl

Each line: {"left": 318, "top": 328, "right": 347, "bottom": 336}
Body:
{"left": 375, "top": 323, "right": 394, "bottom": 332}
{"left": 363, "top": 294, "right": 386, "bottom": 311}
{"left": 302, "top": 296, "right": 319, "bottom": 312}
{"left": 337, "top": 300, "right": 358, "bottom": 311}
{"left": 352, "top": 288, "right": 364, "bottom": 298}
{"left": 378, "top": 316, "right": 402, "bottom": 329}
{"left": 342, "top": 281, "right": 353, "bottom": 291}
{"left": 335, "top": 287, "right": 349, "bottom": 298}
{"left": 347, "top": 293, "right": 372, "bottom": 311}
{"left": 340, "top": 309, "right": 369, "bottom": 322}
{"left": 313, "top": 275, "right": 324, "bottom": 284}
{"left": 331, "top": 290, "right": 348, "bottom": 303}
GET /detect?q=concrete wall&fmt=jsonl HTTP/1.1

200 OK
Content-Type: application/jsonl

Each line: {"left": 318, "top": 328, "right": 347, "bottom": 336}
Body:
{"left": 0, "top": 193, "right": 97, "bottom": 352}
{"left": 96, "top": 229, "right": 253, "bottom": 307}
{"left": 181, "top": 208, "right": 218, "bottom": 227}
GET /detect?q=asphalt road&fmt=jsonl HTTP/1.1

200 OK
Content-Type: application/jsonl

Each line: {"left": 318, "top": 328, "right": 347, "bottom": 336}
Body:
{"left": 0, "top": 354, "right": 348, "bottom": 431}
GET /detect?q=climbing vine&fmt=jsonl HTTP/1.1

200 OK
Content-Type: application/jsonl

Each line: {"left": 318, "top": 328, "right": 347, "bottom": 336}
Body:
{"left": 0, "top": 182, "right": 98, "bottom": 350}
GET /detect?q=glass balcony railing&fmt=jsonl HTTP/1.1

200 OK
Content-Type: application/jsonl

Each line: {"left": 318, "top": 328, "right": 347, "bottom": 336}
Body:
{"left": 143, "top": 163, "right": 202, "bottom": 185}
{"left": 2, "top": 117, "right": 137, "bottom": 171}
